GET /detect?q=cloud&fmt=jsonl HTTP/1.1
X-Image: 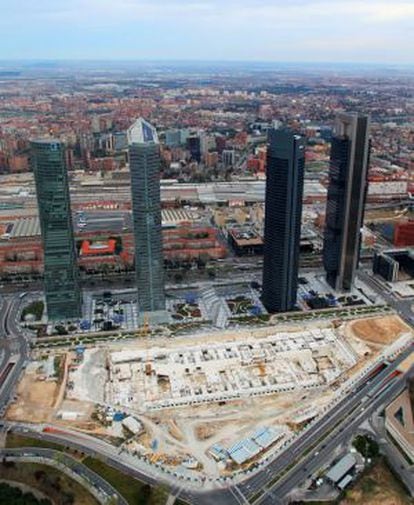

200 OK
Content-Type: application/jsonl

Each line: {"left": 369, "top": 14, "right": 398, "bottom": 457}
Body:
{"left": 0, "top": 0, "right": 413, "bottom": 63}
{"left": 4, "top": 0, "right": 414, "bottom": 24}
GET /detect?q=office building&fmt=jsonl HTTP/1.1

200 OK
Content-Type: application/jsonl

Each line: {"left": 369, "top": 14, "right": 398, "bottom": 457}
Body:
{"left": 200, "top": 134, "right": 215, "bottom": 155}
{"left": 187, "top": 135, "right": 201, "bottom": 162}
{"left": 323, "top": 113, "right": 370, "bottom": 291}
{"left": 165, "top": 129, "right": 181, "bottom": 148}
{"left": 31, "top": 139, "right": 82, "bottom": 321}
{"left": 262, "top": 127, "right": 305, "bottom": 313}
{"left": 128, "top": 118, "right": 167, "bottom": 320}
{"left": 222, "top": 149, "right": 236, "bottom": 167}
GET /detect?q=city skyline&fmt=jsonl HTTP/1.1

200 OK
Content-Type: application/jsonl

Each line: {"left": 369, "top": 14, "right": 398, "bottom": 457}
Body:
{"left": 1, "top": 0, "right": 413, "bottom": 64}
{"left": 0, "top": 44, "right": 413, "bottom": 504}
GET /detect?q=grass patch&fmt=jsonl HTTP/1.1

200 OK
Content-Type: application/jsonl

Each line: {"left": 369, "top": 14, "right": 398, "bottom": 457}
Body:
{"left": 339, "top": 457, "right": 412, "bottom": 505}
{"left": 82, "top": 456, "right": 169, "bottom": 505}
{"left": 21, "top": 301, "right": 44, "bottom": 322}
{"left": 0, "top": 481, "right": 51, "bottom": 505}
{"left": 6, "top": 434, "right": 64, "bottom": 452}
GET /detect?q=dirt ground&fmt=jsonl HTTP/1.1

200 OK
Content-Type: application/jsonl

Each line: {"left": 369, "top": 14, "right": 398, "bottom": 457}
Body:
{"left": 398, "top": 353, "right": 414, "bottom": 373}
{"left": 6, "top": 373, "right": 59, "bottom": 423}
{"left": 348, "top": 315, "right": 411, "bottom": 345}
{"left": 6, "top": 355, "right": 70, "bottom": 424}
{"left": 340, "top": 459, "right": 413, "bottom": 505}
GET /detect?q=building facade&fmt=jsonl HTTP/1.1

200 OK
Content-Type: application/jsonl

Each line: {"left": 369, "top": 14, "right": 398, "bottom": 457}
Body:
{"left": 31, "top": 139, "right": 82, "bottom": 321}
{"left": 323, "top": 113, "right": 370, "bottom": 291}
{"left": 128, "top": 118, "right": 166, "bottom": 314}
{"left": 187, "top": 135, "right": 201, "bottom": 162}
{"left": 262, "top": 127, "right": 305, "bottom": 313}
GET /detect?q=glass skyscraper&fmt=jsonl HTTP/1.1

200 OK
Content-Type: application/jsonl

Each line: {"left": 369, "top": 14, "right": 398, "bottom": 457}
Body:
{"left": 262, "top": 127, "right": 305, "bottom": 313}
{"left": 323, "top": 113, "right": 370, "bottom": 291}
{"left": 128, "top": 118, "right": 166, "bottom": 315}
{"left": 31, "top": 139, "right": 82, "bottom": 321}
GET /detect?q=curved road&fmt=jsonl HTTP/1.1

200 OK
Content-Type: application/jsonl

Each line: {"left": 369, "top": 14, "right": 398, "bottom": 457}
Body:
{"left": 0, "top": 447, "right": 128, "bottom": 505}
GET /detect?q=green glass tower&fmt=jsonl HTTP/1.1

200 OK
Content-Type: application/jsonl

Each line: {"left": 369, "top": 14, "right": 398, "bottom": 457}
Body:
{"left": 31, "top": 139, "right": 82, "bottom": 321}
{"left": 128, "top": 118, "right": 166, "bottom": 317}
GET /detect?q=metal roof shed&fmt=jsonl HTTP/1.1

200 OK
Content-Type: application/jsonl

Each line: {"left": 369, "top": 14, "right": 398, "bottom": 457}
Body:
{"left": 326, "top": 454, "right": 356, "bottom": 484}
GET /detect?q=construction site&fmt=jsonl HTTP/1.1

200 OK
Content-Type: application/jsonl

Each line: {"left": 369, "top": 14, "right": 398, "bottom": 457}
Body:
{"left": 6, "top": 314, "right": 413, "bottom": 478}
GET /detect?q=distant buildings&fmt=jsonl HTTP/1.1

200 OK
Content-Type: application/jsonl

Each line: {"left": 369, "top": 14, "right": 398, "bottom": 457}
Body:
{"left": 187, "top": 135, "right": 201, "bottom": 162}
{"left": 323, "top": 113, "right": 370, "bottom": 291}
{"left": 222, "top": 149, "right": 235, "bottom": 167}
{"left": 128, "top": 118, "right": 166, "bottom": 318}
{"left": 373, "top": 249, "right": 414, "bottom": 283}
{"left": 394, "top": 220, "right": 414, "bottom": 247}
{"left": 31, "top": 139, "right": 82, "bottom": 321}
{"left": 165, "top": 129, "right": 181, "bottom": 148}
{"left": 385, "top": 371, "right": 414, "bottom": 463}
{"left": 262, "top": 127, "right": 305, "bottom": 313}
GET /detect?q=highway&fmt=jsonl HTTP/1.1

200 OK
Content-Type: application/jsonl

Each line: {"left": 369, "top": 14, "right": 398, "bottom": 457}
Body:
{"left": 0, "top": 297, "right": 11, "bottom": 369}
{"left": 184, "top": 346, "right": 413, "bottom": 505}
{"left": 256, "top": 374, "right": 407, "bottom": 504}
{"left": 0, "top": 295, "right": 29, "bottom": 416}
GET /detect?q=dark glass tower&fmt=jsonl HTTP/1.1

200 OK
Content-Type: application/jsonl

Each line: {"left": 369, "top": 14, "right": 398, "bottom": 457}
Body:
{"left": 128, "top": 118, "right": 166, "bottom": 315}
{"left": 187, "top": 135, "right": 201, "bottom": 162}
{"left": 31, "top": 139, "right": 82, "bottom": 321}
{"left": 262, "top": 127, "right": 305, "bottom": 313}
{"left": 323, "top": 113, "right": 370, "bottom": 291}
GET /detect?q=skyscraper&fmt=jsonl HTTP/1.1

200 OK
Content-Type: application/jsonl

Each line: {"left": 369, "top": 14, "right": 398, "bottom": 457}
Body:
{"left": 31, "top": 139, "right": 82, "bottom": 321}
{"left": 187, "top": 135, "right": 201, "bottom": 162}
{"left": 128, "top": 118, "right": 166, "bottom": 318}
{"left": 323, "top": 113, "right": 370, "bottom": 291}
{"left": 262, "top": 127, "right": 305, "bottom": 313}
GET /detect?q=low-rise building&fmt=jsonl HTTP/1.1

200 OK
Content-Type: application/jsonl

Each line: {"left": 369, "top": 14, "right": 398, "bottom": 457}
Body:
{"left": 385, "top": 374, "right": 414, "bottom": 462}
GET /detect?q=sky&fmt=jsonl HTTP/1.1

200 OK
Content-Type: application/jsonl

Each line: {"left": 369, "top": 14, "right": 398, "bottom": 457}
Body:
{"left": 1, "top": 0, "right": 413, "bottom": 64}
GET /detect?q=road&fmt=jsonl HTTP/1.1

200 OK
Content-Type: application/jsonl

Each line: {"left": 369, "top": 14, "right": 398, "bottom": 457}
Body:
{"left": 186, "top": 347, "right": 413, "bottom": 505}
{"left": 358, "top": 269, "right": 414, "bottom": 324}
{"left": 0, "top": 295, "right": 29, "bottom": 416}
{"left": 0, "top": 446, "right": 128, "bottom": 505}
{"left": 256, "top": 374, "right": 407, "bottom": 504}
{"left": 0, "top": 297, "right": 11, "bottom": 368}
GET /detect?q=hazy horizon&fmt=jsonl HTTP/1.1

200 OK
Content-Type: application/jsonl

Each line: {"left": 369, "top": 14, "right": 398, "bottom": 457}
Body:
{"left": 1, "top": 0, "right": 413, "bottom": 64}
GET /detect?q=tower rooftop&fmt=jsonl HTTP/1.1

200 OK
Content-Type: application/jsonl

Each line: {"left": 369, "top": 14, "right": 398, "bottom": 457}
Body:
{"left": 128, "top": 118, "right": 159, "bottom": 145}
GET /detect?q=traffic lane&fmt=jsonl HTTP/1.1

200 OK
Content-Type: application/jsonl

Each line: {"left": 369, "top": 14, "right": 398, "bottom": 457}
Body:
{"left": 180, "top": 488, "right": 245, "bottom": 505}
{"left": 239, "top": 348, "right": 413, "bottom": 497}
{"left": 266, "top": 379, "right": 404, "bottom": 503}
{"left": 0, "top": 298, "right": 11, "bottom": 337}
{"left": 0, "top": 297, "right": 29, "bottom": 411}
{"left": 258, "top": 378, "right": 406, "bottom": 504}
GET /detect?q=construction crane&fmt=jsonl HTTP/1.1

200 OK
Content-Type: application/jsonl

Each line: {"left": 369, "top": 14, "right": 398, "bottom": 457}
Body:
{"left": 142, "top": 312, "right": 149, "bottom": 337}
{"left": 136, "top": 312, "right": 149, "bottom": 338}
